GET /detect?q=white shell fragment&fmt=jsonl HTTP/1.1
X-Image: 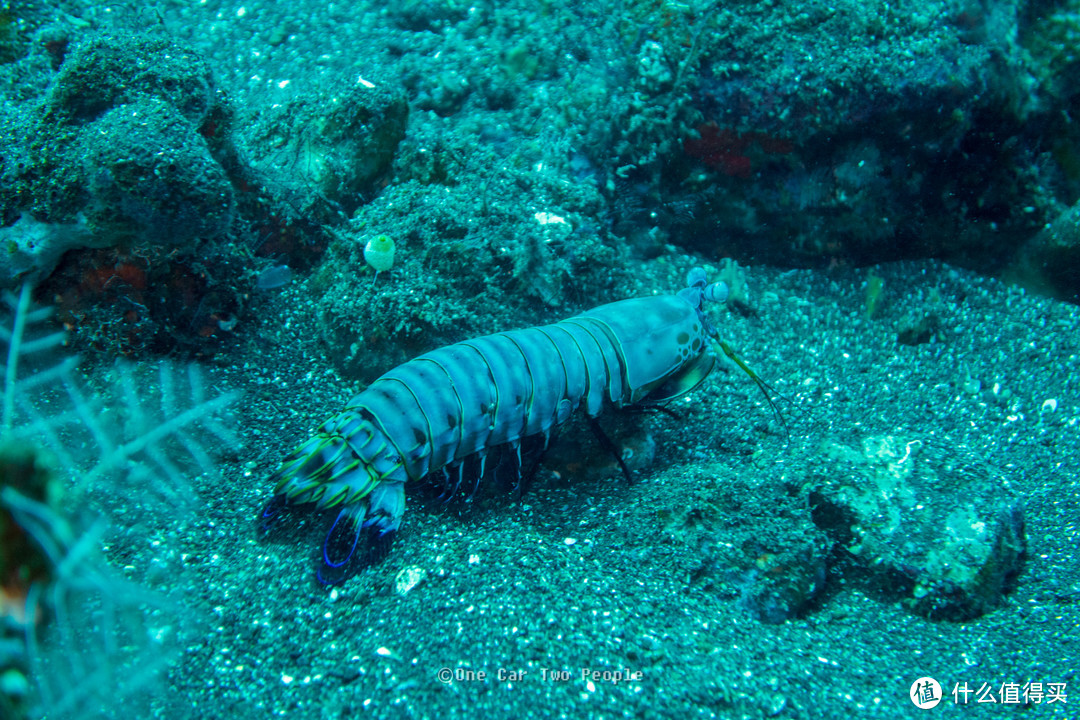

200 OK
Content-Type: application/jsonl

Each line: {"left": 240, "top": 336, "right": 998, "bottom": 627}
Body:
{"left": 394, "top": 566, "right": 426, "bottom": 595}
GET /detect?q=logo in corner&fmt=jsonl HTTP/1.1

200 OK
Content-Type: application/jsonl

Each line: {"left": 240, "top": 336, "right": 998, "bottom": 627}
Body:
{"left": 910, "top": 677, "right": 943, "bottom": 709}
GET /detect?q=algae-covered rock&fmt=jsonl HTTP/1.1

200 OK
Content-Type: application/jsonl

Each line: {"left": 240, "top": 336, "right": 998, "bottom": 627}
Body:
{"left": 43, "top": 34, "right": 216, "bottom": 126}
{"left": 312, "top": 160, "right": 621, "bottom": 384}
{"left": 248, "top": 73, "right": 408, "bottom": 217}
{"left": 77, "top": 97, "right": 234, "bottom": 244}
{"left": 810, "top": 435, "right": 1025, "bottom": 621}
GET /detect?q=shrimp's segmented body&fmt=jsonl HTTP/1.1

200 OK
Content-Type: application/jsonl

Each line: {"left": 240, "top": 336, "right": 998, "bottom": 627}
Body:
{"left": 260, "top": 268, "right": 731, "bottom": 584}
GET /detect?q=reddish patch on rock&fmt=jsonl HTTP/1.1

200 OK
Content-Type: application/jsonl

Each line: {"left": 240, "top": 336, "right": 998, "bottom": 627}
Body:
{"left": 683, "top": 123, "right": 794, "bottom": 178}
